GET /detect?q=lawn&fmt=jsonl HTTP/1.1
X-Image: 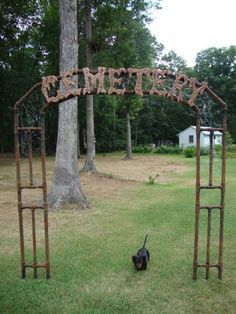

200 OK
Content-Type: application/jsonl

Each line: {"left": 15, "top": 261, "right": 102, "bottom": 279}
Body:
{"left": 0, "top": 153, "right": 236, "bottom": 314}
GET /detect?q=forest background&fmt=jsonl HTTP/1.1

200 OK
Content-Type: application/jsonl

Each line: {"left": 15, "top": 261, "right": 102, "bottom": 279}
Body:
{"left": 0, "top": 0, "right": 236, "bottom": 154}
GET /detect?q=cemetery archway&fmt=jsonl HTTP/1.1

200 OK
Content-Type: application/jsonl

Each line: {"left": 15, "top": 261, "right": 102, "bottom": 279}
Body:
{"left": 14, "top": 67, "right": 227, "bottom": 280}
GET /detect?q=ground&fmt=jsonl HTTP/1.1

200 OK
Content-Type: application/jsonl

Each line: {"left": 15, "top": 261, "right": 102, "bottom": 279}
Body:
{"left": 1, "top": 152, "right": 236, "bottom": 314}
{"left": 80, "top": 153, "right": 189, "bottom": 200}
{"left": 0, "top": 152, "right": 189, "bottom": 258}
{"left": 0, "top": 152, "right": 187, "bottom": 241}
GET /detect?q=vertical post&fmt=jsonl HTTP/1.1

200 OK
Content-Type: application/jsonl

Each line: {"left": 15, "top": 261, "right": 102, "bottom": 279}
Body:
{"left": 31, "top": 208, "right": 38, "bottom": 278}
{"left": 206, "top": 130, "right": 214, "bottom": 279}
{"left": 14, "top": 109, "right": 25, "bottom": 278}
{"left": 40, "top": 112, "right": 50, "bottom": 279}
{"left": 193, "top": 112, "right": 201, "bottom": 280}
{"left": 206, "top": 208, "right": 211, "bottom": 279}
{"left": 218, "top": 110, "right": 227, "bottom": 279}
{"left": 209, "top": 131, "right": 214, "bottom": 186}
{"left": 28, "top": 130, "right": 33, "bottom": 186}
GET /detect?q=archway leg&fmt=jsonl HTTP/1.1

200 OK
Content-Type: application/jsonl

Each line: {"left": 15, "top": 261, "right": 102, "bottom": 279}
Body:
{"left": 193, "top": 111, "right": 226, "bottom": 280}
{"left": 193, "top": 114, "right": 201, "bottom": 280}
{"left": 14, "top": 110, "right": 50, "bottom": 279}
{"left": 218, "top": 111, "right": 227, "bottom": 279}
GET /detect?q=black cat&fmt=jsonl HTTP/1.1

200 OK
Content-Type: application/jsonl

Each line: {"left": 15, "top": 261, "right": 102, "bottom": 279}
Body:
{"left": 132, "top": 234, "right": 150, "bottom": 270}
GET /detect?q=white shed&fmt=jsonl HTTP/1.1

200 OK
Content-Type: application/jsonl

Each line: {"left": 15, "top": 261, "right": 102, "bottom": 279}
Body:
{"left": 178, "top": 126, "right": 222, "bottom": 149}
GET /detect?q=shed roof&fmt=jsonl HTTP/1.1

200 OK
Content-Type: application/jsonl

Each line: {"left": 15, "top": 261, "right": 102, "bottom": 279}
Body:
{"left": 178, "top": 126, "right": 222, "bottom": 136}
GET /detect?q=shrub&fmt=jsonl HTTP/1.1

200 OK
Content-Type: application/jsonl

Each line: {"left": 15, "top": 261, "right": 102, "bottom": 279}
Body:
{"left": 154, "top": 145, "right": 168, "bottom": 154}
{"left": 184, "top": 146, "right": 196, "bottom": 158}
{"left": 227, "top": 144, "right": 236, "bottom": 153}
{"left": 227, "top": 152, "right": 235, "bottom": 159}
{"left": 200, "top": 147, "right": 209, "bottom": 156}
{"left": 147, "top": 175, "right": 155, "bottom": 184}
{"left": 133, "top": 145, "right": 183, "bottom": 155}
{"left": 227, "top": 144, "right": 236, "bottom": 158}
{"left": 214, "top": 144, "right": 222, "bottom": 156}
{"left": 132, "top": 146, "right": 143, "bottom": 153}
{"left": 147, "top": 173, "right": 160, "bottom": 185}
{"left": 214, "top": 144, "right": 236, "bottom": 158}
{"left": 169, "top": 146, "right": 182, "bottom": 154}
{"left": 133, "top": 145, "right": 153, "bottom": 153}
{"left": 153, "top": 145, "right": 181, "bottom": 155}
{"left": 226, "top": 131, "right": 233, "bottom": 145}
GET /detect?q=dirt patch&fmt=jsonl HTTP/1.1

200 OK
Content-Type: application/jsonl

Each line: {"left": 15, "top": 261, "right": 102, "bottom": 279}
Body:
{"left": 0, "top": 153, "right": 189, "bottom": 251}
{"left": 80, "top": 171, "right": 138, "bottom": 201}
{"left": 0, "top": 153, "right": 188, "bottom": 214}
{"left": 78, "top": 154, "right": 189, "bottom": 202}
{"left": 83, "top": 154, "right": 188, "bottom": 184}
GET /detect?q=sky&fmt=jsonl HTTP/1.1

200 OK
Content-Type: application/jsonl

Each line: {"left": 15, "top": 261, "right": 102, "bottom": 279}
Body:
{"left": 149, "top": 0, "right": 236, "bottom": 67}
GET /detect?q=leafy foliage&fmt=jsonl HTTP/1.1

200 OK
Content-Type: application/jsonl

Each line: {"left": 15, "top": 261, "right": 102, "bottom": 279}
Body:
{"left": 132, "top": 145, "right": 153, "bottom": 153}
{"left": 132, "top": 145, "right": 182, "bottom": 154}
{"left": 0, "top": 1, "right": 235, "bottom": 154}
{"left": 194, "top": 46, "right": 236, "bottom": 140}
{"left": 0, "top": 1, "right": 45, "bottom": 152}
{"left": 184, "top": 146, "right": 196, "bottom": 158}
{"left": 154, "top": 145, "right": 182, "bottom": 154}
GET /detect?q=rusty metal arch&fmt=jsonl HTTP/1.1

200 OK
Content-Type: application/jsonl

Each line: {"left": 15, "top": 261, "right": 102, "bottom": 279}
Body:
{"left": 14, "top": 68, "right": 227, "bottom": 280}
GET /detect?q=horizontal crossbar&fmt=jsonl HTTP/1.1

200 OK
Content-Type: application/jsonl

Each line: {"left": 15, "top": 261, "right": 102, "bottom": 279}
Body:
{"left": 197, "top": 264, "right": 220, "bottom": 268}
{"left": 200, "top": 206, "right": 222, "bottom": 210}
{"left": 20, "top": 185, "right": 43, "bottom": 189}
{"left": 200, "top": 185, "right": 222, "bottom": 190}
{"left": 20, "top": 204, "right": 44, "bottom": 210}
{"left": 200, "top": 127, "right": 223, "bottom": 132}
{"left": 24, "top": 264, "right": 47, "bottom": 269}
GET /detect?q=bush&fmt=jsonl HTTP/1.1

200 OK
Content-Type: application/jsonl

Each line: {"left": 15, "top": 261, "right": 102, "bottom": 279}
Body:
{"left": 148, "top": 175, "right": 155, "bottom": 184}
{"left": 154, "top": 145, "right": 182, "bottom": 155}
{"left": 227, "top": 144, "right": 236, "bottom": 153}
{"left": 153, "top": 145, "right": 168, "bottom": 154}
{"left": 227, "top": 144, "right": 236, "bottom": 158}
{"left": 169, "top": 146, "right": 182, "bottom": 154}
{"left": 184, "top": 146, "right": 196, "bottom": 158}
{"left": 132, "top": 145, "right": 153, "bottom": 153}
{"left": 200, "top": 147, "right": 209, "bottom": 156}
{"left": 214, "top": 144, "right": 236, "bottom": 158}
{"left": 214, "top": 144, "right": 222, "bottom": 155}
{"left": 133, "top": 145, "right": 184, "bottom": 155}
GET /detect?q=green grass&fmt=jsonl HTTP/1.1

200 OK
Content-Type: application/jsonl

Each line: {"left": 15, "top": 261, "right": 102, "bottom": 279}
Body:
{"left": 0, "top": 154, "right": 236, "bottom": 313}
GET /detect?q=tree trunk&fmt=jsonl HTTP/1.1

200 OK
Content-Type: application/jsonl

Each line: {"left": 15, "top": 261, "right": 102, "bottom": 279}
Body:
{"left": 125, "top": 111, "right": 132, "bottom": 160}
{"left": 113, "top": 104, "right": 116, "bottom": 148}
{"left": 77, "top": 120, "right": 81, "bottom": 159}
{"left": 135, "top": 121, "right": 138, "bottom": 147}
{"left": 82, "top": 95, "right": 96, "bottom": 171}
{"left": 82, "top": 0, "right": 96, "bottom": 172}
{"left": 48, "top": 0, "right": 88, "bottom": 209}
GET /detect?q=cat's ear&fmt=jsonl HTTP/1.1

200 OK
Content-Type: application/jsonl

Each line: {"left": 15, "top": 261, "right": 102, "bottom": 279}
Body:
{"left": 132, "top": 256, "right": 137, "bottom": 263}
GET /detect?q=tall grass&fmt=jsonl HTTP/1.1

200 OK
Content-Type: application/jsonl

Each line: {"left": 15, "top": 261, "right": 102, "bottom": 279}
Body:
{"left": 0, "top": 155, "right": 236, "bottom": 313}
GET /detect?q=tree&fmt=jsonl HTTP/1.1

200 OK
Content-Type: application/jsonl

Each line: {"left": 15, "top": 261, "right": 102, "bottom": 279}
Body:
{"left": 48, "top": 0, "right": 88, "bottom": 209}
{"left": 82, "top": 0, "right": 96, "bottom": 172}
{"left": 130, "top": 50, "right": 191, "bottom": 147}
{"left": 159, "top": 50, "right": 187, "bottom": 72}
{"left": 91, "top": 1, "right": 162, "bottom": 158}
{"left": 2, "top": 0, "right": 189, "bottom": 155}
{"left": 120, "top": 96, "right": 143, "bottom": 159}
{"left": 195, "top": 46, "right": 236, "bottom": 140}
{"left": 0, "top": 1, "right": 44, "bottom": 152}
{"left": 40, "top": 0, "right": 60, "bottom": 75}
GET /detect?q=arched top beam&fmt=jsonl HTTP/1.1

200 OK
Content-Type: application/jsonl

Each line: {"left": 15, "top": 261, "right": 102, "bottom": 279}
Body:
{"left": 13, "top": 67, "right": 227, "bottom": 113}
